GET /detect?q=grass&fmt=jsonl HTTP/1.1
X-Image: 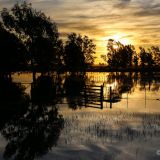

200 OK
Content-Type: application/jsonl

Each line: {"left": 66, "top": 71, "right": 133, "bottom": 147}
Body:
{"left": 59, "top": 110, "right": 160, "bottom": 144}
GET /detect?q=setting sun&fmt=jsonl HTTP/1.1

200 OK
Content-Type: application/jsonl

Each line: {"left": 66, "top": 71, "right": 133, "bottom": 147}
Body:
{"left": 112, "top": 34, "right": 132, "bottom": 45}
{"left": 102, "top": 33, "right": 132, "bottom": 45}
{"left": 101, "top": 34, "right": 132, "bottom": 53}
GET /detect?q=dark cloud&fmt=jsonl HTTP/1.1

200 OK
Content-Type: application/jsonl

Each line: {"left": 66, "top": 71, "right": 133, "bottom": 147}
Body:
{"left": 114, "top": 0, "right": 132, "bottom": 8}
{"left": 134, "top": 9, "right": 160, "bottom": 17}
{"left": 120, "top": 0, "right": 131, "bottom": 2}
{"left": 70, "top": 14, "right": 121, "bottom": 20}
{"left": 133, "top": 3, "right": 160, "bottom": 17}
{"left": 58, "top": 21, "right": 105, "bottom": 35}
{"left": 85, "top": 0, "right": 106, "bottom": 2}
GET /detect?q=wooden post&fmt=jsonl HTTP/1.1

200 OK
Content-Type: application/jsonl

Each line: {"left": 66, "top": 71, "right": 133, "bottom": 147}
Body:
{"left": 110, "top": 86, "right": 112, "bottom": 109}
{"left": 100, "top": 85, "right": 103, "bottom": 109}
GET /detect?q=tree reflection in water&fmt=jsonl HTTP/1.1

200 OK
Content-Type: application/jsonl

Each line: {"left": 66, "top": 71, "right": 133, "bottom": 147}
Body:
{"left": 0, "top": 76, "right": 64, "bottom": 160}
{"left": 64, "top": 73, "right": 86, "bottom": 110}
{"left": 107, "top": 72, "right": 135, "bottom": 94}
{"left": 139, "top": 72, "right": 160, "bottom": 91}
{"left": 0, "top": 77, "right": 29, "bottom": 130}
{"left": 31, "top": 75, "right": 57, "bottom": 105}
{"left": 107, "top": 72, "right": 160, "bottom": 93}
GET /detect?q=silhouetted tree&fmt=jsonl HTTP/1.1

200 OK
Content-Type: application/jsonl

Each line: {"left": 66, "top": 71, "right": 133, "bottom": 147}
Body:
{"left": 106, "top": 39, "right": 136, "bottom": 68}
{"left": 0, "top": 23, "right": 28, "bottom": 75}
{"left": 1, "top": 2, "right": 62, "bottom": 73}
{"left": 100, "top": 54, "right": 107, "bottom": 63}
{"left": 139, "top": 47, "right": 154, "bottom": 67}
{"left": 149, "top": 46, "right": 160, "bottom": 66}
{"left": 64, "top": 33, "right": 96, "bottom": 71}
{"left": 30, "top": 37, "right": 58, "bottom": 72}
{"left": 133, "top": 54, "right": 139, "bottom": 68}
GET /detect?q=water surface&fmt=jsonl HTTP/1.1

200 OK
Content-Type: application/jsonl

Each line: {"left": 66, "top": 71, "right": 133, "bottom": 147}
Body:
{"left": 0, "top": 72, "right": 160, "bottom": 160}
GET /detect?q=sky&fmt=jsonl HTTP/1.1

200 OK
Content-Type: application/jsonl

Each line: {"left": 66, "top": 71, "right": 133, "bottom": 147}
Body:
{"left": 0, "top": 0, "right": 160, "bottom": 64}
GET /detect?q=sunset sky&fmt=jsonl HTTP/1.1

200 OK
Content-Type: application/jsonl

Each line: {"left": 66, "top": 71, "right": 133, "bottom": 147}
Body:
{"left": 0, "top": 0, "right": 160, "bottom": 64}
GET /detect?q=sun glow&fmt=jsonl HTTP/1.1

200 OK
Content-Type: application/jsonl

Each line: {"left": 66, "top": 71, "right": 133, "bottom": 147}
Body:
{"left": 120, "top": 38, "right": 131, "bottom": 45}
{"left": 103, "top": 33, "right": 132, "bottom": 45}
{"left": 97, "top": 33, "right": 133, "bottom": 64}
{"left": 113, "top": 34, "right": 131, "bottom": 45}
{"left": 113, "top": 34, "right": 121, "bottom": 41}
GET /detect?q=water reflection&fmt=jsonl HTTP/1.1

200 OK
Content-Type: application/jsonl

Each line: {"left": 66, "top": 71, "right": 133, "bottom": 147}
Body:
{"left": 64, "top": 73, "right": 104, "bottom": 109}
{"left": 139, "top": 72, "right": 160, "bottom": 91}
{"left": 64, "top": 73, "right": 86, "bottom": 110}
{"left": 0, "top": 77, "right": 29, "bottom": 130}
{"left": 31, "top": 75, "right": 57, "bottom": 105}
{"left": 2, "top": 106, "right": 64, "bottom": 160}
{"left": 105, "top": 72, "right": 136, "bottom": 95}
{"left": 0, "top": 73, "right": 160, "bottom": 160}
{"left": 10, "top": 71, "right": 160, "bottom": 110}
{"left": 0, "top": 76, "right": 64, "bottom": 160}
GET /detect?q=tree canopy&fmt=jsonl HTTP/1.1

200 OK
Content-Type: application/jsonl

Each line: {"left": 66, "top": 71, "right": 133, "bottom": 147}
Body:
{"left": 64, "top": 33, "right": 96, "bottom": 71}
{"left": 1, "top": 2, "right": 62, "bottom": 72}
{"left": 0, "top": 23, "right": 28, "bottom": 73}
{"left": 106, "top": 39, "right": 136, "bottom": 68}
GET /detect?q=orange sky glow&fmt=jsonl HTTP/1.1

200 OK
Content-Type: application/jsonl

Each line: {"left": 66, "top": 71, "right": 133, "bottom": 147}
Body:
{"left": 0, "top": 0, "right": 160, "bottom": 64}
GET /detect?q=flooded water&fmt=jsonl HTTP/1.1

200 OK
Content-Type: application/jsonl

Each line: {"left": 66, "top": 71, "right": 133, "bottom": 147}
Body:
{"left": 0, "top": 72, "right": 160, "bottom": 160}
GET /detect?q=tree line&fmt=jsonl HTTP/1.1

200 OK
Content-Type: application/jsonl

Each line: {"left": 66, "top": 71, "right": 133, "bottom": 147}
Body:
{"left": 0, "top": 2, "right": 160, "bottom": 76}
{"left": 0, "top": 2, "right": 95, "bottom": 75}
{"left": 101, "top": 39, "right": 160, "bottom": 69}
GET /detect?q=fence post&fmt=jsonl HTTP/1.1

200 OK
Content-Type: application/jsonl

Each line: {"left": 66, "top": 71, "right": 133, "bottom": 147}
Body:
{"left": 100, "top": 85, "right": 103, "bottom": 109}
{"left": 110, "top": 86, "right": 112, "bottom": 109}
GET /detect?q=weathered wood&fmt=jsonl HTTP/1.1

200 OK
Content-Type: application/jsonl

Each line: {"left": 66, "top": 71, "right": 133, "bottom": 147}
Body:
{"left": 110, "top": 86, "right": 112, "bottom": 108}
{"left": 83, "top": 84, "right": 103, "bottom": 109}
{"left": 100, "top": 85, "right": 103, "bottom": 109}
